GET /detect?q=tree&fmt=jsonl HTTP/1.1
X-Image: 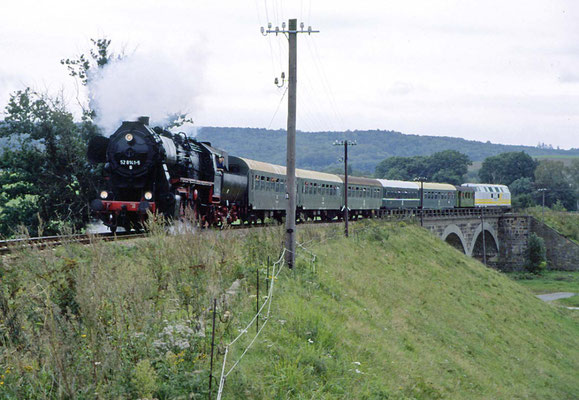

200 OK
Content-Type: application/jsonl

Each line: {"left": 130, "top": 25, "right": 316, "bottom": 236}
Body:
{"left": 569, "top": 158, "right": 579, "bottom": 205}
{"left": 375, "top": 156, "right": 428, "bottom": 180}
{"left": 0, "top": 89, "right": 97, "bottom": 236}
{"left": 374, "top": 150, "right": 471, "bottom": 184}
{"left": 60, "top": 38, "right": 118, "bottom": 120}
{"left": 478, "top": 152, "right": 538, "bottom": 186}
{"left": 61, "top": 38, "right": 114, "bottom": 86}
{"left": 534, "top": 160, "right": 576, "bottom": 210}
{"left": 509, "top": 177, "right": 534, "bottom": 196}
{"left": 509, "top": 177, "right": 536, "bottom": 209}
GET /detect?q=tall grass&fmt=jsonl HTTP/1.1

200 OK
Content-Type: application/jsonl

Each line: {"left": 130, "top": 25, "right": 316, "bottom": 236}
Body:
{"left": 0, "top": 221, "right": 284, "bottom": 399}
{"left": 0, "top": 220, "right": 577, "bottom": 399}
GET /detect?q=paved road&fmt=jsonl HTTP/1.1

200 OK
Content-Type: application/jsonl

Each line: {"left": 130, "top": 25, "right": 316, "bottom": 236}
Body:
{"left": 536, "top": 292, "right": 577, "bottom": 302}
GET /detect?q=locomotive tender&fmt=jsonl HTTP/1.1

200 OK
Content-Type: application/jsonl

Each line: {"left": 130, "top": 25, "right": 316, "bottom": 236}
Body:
{"left": 88, "top": 118, "right": 510, "bottom": 232}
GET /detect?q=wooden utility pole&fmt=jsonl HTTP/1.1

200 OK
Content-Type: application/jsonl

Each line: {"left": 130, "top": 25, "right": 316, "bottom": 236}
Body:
{"left": 538, "top": 188, "right": 548, "bottom": 223}
{"left": 286, "top": 19, "right": 298, "bottom": 268}
{"left": 334, "top": 140, "right": 357, "bottom": 237}
{"left": 414, "top": 177, "right": 427, "bottom": 227}
{"left": 481, "top": 207, "right": 487, "bottom": 266}
{"left": 262, "top": 19, "right": 319, "bottom": 268}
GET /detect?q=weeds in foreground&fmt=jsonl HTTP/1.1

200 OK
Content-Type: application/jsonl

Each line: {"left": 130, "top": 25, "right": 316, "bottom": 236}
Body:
{"left": 0, "top": 219, "right": 284, "bottom": 398}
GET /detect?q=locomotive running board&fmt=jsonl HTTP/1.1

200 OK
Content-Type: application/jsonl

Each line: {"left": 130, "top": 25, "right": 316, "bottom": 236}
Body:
{"left": 178, "top": 178, "right": 214, "bottom": 186}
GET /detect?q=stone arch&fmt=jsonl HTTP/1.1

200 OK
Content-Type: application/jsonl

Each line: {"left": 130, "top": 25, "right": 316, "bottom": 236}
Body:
{"left": 470, "top": 223, "right": 500, "bottom": 261}
{"left": 441, "top": 224, "right": 467, "bottom": 254}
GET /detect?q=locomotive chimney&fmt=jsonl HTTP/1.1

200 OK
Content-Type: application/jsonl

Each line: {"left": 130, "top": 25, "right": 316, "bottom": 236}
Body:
{"left": 138, "top": 116, "right": 150, "bottom": 125}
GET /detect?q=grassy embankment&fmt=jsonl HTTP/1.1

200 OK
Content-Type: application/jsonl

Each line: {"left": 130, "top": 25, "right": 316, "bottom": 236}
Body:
{"left": 524, "top": 207, "right": 579, "bottom": 244}
{"left": 0, "top": 221, "right": 578, "bottom": 399}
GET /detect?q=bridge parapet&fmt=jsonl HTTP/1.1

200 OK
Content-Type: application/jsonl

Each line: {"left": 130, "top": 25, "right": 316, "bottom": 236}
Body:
{"left": 420, "top": 211, "right": 578, "bottom": 271}
{"left": 422, "top": 213, "right": 500, "bottom": 260}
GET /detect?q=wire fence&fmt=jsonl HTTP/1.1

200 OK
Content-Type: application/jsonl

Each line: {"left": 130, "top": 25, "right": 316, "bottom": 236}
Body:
{"left": 216, "top": 246, "right": 294, "bottom": 399}
{"left": 214, "top": 220, "right": 380, "bottom": 399}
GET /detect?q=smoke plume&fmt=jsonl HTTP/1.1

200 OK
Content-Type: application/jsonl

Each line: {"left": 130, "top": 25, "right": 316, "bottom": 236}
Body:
{"left": 88, "top": 48, "right": 205, "bottom": 136}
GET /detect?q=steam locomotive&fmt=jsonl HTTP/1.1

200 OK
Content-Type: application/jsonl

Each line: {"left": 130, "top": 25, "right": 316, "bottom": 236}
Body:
{"left": 88, "top": 117, "right": 511, "bottom": 233}
{"left": 88, "top": 117, "right": 247, "bottom": 232}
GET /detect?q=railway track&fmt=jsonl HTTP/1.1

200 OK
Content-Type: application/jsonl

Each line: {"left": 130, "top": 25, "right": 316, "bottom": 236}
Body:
{"left": 0, "top": 208, "right": 507, "bottom": 255}
{"left": 0, "top": 232, "right": 146, "bottom": 255}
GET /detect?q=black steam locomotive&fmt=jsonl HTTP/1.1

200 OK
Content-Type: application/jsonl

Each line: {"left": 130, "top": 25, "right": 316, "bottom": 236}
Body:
{"left": 88, "top": 117, "right": 246, "bottom": 232}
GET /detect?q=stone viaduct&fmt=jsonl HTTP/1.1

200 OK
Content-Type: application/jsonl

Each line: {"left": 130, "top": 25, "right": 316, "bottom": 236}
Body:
{"left": 418, "top": 209, "right": 578, "bottom": 271}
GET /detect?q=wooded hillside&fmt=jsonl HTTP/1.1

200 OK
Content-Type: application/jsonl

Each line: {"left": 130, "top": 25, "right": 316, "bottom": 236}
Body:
{"left": 196, "top": 127, "right": 579, "bottom": 174}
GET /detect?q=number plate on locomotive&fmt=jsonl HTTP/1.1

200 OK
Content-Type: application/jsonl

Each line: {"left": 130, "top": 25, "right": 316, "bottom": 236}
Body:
{"left": 120, "top": 160, "right": 141, "bottom": 166}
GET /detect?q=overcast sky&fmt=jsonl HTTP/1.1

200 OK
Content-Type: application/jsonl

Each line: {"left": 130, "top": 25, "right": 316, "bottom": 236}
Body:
{"left": 0, "top": 0, "right": 578, "bottom": 148}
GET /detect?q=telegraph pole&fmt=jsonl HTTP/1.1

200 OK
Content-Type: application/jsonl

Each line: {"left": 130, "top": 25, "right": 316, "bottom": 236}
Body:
{"left": 481, "top": 207, "right": 487, "bottom": 266}
{"left": 413, "top": 177, "right": 427, "bottom": 227}
{"left": 333, "top": 140, "right": 357, "bottom": 237}
{"left": 537, "top": 188, "right": 548, "bottom": 223}
{"left": 262, "top": 19, "right": 319, "bottom": 268}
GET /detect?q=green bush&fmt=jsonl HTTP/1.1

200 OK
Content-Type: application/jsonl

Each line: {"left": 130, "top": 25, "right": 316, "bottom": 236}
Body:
{"left": 526, "top": 233, "right": 547, "bottom": 274}
{"left": 512, "top": 194, "right": 534, "bottom": 209}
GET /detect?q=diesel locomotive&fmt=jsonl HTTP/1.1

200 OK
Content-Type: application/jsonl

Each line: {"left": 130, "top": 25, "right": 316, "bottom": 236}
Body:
{"left": 88, "top": 118, "right": 511, "bottom": 232}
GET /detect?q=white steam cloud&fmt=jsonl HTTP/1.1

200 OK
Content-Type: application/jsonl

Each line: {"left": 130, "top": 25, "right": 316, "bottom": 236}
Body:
{"left": 88, "top": 48, "right": 205, "bottom": 137}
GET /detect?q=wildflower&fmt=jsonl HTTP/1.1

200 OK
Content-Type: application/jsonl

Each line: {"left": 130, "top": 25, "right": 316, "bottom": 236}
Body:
{"left": 81, "top": 334, "right": 87, "bottom": 338}
{"left": 307, "top": 338, "right": 314, "bottom": 344}
{"left": 0, "top": 382, "right": 3, "bottom": 385}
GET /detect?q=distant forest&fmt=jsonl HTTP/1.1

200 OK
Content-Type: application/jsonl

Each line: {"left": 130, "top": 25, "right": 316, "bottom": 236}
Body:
{"left": 196, "top": 127, "right": 579, "bottom": 174}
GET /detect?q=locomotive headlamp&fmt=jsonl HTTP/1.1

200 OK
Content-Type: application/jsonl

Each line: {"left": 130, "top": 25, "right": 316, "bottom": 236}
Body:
{"left": 144, "top": 191, "right": 153, "bottom": 200}
{"left": 100, "top": 190, "right": 109, "bottom": 199}
{"left": 125, "top": 133, "right": 134, "bottom": 142}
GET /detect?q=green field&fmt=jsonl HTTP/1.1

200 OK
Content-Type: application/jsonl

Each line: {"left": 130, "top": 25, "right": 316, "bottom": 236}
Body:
{"left": 508, "top": 271, "right": 579, "bottom": 308}
{"left": 0, "top": 221, "right": 577, "bottom": 399}
{"left": 535, "top": 155, "right": 579, "bottom": 167}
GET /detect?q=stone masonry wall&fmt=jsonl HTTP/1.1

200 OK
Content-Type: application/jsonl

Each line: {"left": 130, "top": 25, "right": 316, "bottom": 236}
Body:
{"left": 497, "top": 215, "right": 531, "bottom": 271}
{"left": 531, "top": 217, "right": 579, "bottom": 271}
{"left": 423, "top": 213, "right": 578, "bottom": 271}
